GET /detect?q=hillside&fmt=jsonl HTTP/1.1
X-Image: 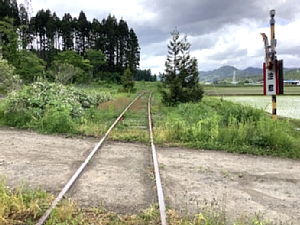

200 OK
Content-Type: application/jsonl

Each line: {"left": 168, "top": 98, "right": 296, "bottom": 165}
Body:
{"left": 199, "top": 65, "right": 300, "bottom": 82}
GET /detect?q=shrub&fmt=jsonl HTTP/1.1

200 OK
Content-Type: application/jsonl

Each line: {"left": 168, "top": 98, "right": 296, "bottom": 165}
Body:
{"left": 40, "top": 105, "right": 76, "bottom": 133}
{"left": 2, "top": 82, "right": 113, "bottom": 130}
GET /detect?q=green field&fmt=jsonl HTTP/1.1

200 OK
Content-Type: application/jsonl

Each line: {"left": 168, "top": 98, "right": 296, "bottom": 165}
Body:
{"left": 223, "top": 96, "right": 300, "bottom": 119}
{"left": 206, "top": 84, "right": 300, "bottom": 119}
{"left": 204, "top": 85, "right": 300, "bottom": 95}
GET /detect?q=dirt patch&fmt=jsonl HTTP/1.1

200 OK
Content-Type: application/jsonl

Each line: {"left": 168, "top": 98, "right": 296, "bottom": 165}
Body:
{"left": 157, "top": 147, "right": 300, "bottom": 224}
{"left": 128, "top": 96, "right": 147, "bottom": 112}
{"left": 0, "top": 128, "right": 156, "bottom": 215}
{"left": 0, "top": 128, "right": 300, "bottom": 224}
{"left": 98, "top": 98, "right": 132, "bottom": 110}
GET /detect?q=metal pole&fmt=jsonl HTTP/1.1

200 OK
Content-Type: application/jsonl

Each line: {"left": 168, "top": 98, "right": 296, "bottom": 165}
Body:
{"left": 270, "top": 9, "right": 277, "bottom": 120}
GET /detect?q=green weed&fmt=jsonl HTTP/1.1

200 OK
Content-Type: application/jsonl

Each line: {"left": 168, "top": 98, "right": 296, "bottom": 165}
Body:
{"left": 153, "top": 97, "right": 300, "bottom": 158}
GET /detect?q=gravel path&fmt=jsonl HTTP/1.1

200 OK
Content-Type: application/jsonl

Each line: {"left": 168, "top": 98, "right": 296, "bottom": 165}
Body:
{"left": 0, "top": 128, "right": 299, "bottom": 224}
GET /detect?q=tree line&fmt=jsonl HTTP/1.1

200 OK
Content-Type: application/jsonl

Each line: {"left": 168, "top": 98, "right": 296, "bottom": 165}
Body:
{"left": 0, "top": 0, "right": 156, "bottom": 85}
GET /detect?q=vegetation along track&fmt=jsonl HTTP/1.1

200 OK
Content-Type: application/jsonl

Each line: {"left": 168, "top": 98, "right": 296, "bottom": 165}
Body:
{"left": 35, "top": 91, "right": 167, "bottom": 225}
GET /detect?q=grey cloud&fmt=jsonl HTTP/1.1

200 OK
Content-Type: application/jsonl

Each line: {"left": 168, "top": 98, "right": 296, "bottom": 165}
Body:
{"left": 205, "top": 48, "right": 248, "bottom": 61}
{"left": 189, "top": 35, "right": 217, "bottom": 50}
{"left": 134, "top": 26, "right": 169, "bottom": 46}
{"left": 143, "top": 0, "right": 300, "bottom": 36}
{"left": 278, "top": 48, "right": 300, "bottom": 57}
{"left": 145, "top": 0, "right": 261, "bottom": 34}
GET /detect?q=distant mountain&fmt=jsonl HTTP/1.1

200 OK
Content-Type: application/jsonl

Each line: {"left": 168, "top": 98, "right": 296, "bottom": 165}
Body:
{"left": 199, "top": 65, "right": 257, "bottom": 82}
{"left": 243, "top": 67, "right": 263, "bottom": 75}
{"left": 199, "top": 65, "right": 297, "bottom": 82}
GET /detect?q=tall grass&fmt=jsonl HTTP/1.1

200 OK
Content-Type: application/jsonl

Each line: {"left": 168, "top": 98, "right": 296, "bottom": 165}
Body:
{"left": 153, "top": 97, "right": 300, "bottom": 158}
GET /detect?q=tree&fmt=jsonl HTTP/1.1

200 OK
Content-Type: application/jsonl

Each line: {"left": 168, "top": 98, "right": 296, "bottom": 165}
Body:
{"left": 116, "top": 18, "right": 128, "bottom": 74}
{"left": 0, "top": 18, "right": 19, "bottom": 66}
{"left": 61, "top": 13, "right": 74, "bottom": 51}
{"left": 76, "top": 11, "right": 90, "bottom": 56}
{"left": 0, "top": 52, "right": 22, "bottom": 93}
{"left": 1, "top": 6, "right": 140, "bottom": 83}
{"left": 126, "top": 28, "right": 140, "bottom": 75}
{"left": 134, "top": 69, "right": 156, "bottom": 82}
{"left": 15, "top": 51, "right": 46, "bottom": 83}
{"left": 120, "top": 68, "right": 135, "bottom": 93}
{"left": 47, "top": 62, "right": 83, "bottom": 85}
{"left": 51, "top": 50, "right": 92, "bottom": 83}
{"left": 18, "top": 3, "right": 31, "bottom": 50}
{"left": 86, "top": 49, "right": 107, "bottom": 79}
{"left": 104, "top": 14, "right": 117, "bottom": 72}
{"left": 159, "top": 28, "right": 203, "bottom": 106}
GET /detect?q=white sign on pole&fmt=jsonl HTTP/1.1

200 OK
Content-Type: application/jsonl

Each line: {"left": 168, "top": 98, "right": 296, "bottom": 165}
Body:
{"left": 264, "top": 68, "right": 277, "bottom": 95}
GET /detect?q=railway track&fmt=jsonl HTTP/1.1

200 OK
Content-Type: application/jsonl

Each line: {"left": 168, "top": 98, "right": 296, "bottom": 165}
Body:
{"left": 35, "top": 92, "right": 167, "bottom": 225}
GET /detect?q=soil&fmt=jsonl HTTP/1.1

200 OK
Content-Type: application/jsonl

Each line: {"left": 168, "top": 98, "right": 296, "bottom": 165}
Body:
{"left": 0, "top": 128, "right": 299, "bottom": 224}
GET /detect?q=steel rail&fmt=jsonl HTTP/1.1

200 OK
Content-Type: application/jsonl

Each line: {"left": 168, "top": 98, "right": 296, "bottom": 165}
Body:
{"left": 35, "top": 92, "right": 144, "bottom": 225}
{"left": 148, "top": 92, "right": 167, "bottom": 225}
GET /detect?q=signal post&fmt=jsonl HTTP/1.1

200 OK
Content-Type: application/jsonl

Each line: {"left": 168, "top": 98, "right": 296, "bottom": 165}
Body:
{"left": 262, "top": 9, "right": 284, "bottom": 120}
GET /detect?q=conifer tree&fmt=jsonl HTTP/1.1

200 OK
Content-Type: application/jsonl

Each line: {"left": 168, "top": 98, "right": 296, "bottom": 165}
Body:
{"left": 121, "top": 68, "right": 135, "bottom": 93}
{"left": 159, "top": 28, "right": 203, "bottom": 106}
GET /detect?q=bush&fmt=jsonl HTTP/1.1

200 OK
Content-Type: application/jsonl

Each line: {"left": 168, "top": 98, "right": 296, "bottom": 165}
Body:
{"left": 2, "top": 82, "right": 113, "bottom": 131}
{"left": 40, "top": 105, "right": 76, "bottom": 133}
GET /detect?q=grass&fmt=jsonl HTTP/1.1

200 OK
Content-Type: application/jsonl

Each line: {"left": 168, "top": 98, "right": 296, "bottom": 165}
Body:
{"left": 109, "top": 94, "right": 150, "bottom": 142}
{"left": 0, "top": 178, "right": 274, "bottom": 225}
{"left": 152, "top": 96, "right": 300, "bottom": 158}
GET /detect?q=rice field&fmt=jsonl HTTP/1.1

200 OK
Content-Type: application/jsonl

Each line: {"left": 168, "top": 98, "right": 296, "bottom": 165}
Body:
{"left": 204, "top": 85, "right": 300, "bottom": 95}
{"left": 224, "top": 96, "right": 300, "bottom": 119}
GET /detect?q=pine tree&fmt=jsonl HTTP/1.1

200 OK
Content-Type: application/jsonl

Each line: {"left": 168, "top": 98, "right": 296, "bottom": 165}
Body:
{"left": 126, "top": 28, "right": 140, "bottom": 75}
{"left": 121, "top": 68, "right": 135, "bottom": 93}
{"left": 159, "top": 28, "right": 203, "bottom": 106}
{"left": 61, "top": 13, "right": 74, "bottom": 51}
{"left": 116, "top": 18, "right": 129, "bottom": 74}
{"left": 18, "top": 3, "right": 30, "bottom": 50}
{"left": 76, "top": 11, "right": 89, "bottom": 56}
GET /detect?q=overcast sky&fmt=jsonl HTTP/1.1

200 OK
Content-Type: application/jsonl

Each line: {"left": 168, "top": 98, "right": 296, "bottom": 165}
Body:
{"left": 29, "top": 0, "right": 300, "bottom": 74}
